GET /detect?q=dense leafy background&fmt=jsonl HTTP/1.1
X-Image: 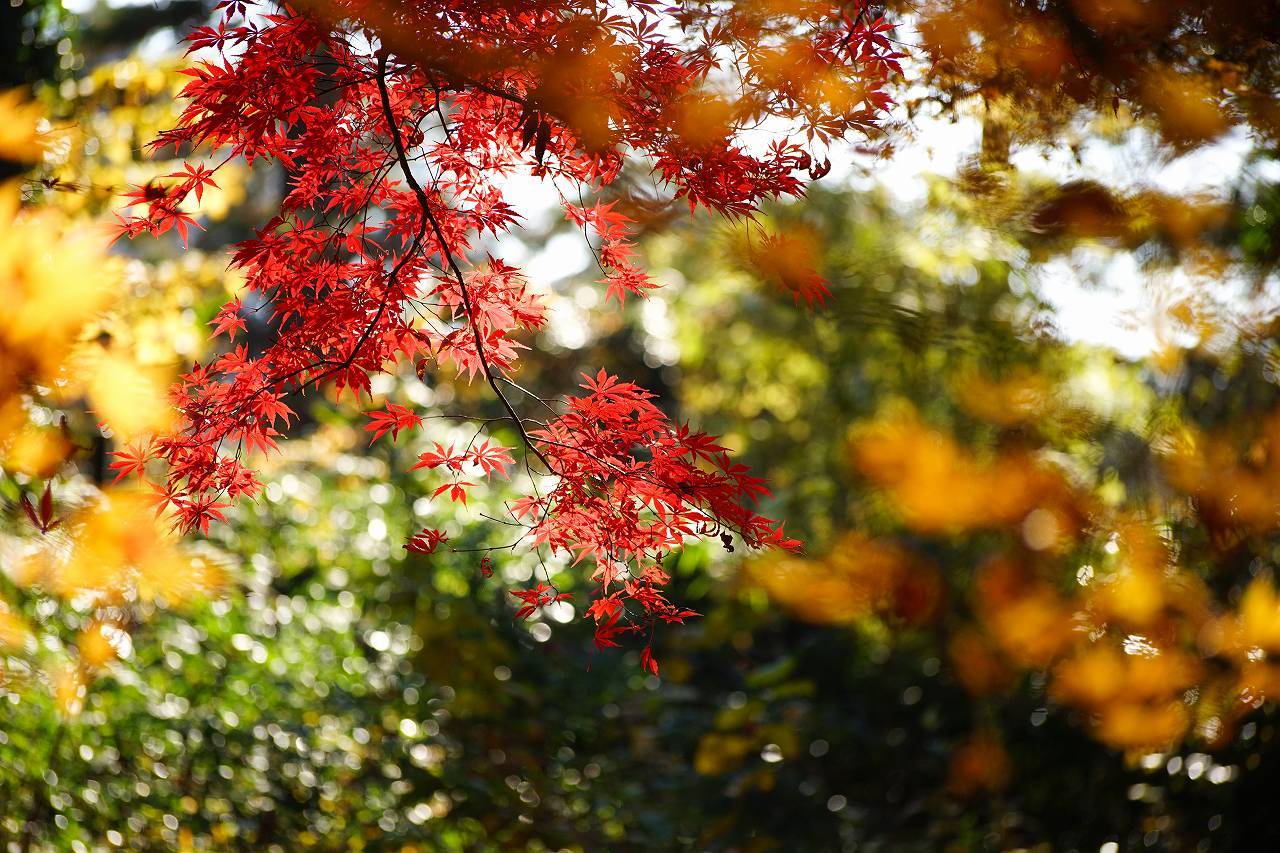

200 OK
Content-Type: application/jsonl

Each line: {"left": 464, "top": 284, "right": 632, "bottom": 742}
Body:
{"left": 6, "top": 1, "right": 1280, "bottom": 850}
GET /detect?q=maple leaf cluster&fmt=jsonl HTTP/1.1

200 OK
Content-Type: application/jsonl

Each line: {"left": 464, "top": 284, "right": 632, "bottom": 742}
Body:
{"left": 522, "top": 371, "right": 802, "bottom": 655}
{"left": 112, "top": 0, "right": 901, "bottom": 668}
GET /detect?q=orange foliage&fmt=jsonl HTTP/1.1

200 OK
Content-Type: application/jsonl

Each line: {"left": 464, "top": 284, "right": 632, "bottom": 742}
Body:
{"left": 1054, "top": 645, "right": 1200, "bottom": 749}
{"left": 0, "top": 93, "right": 225, "bottom": 716}
{"left": 947, "top": 731, "right": 1011, "bottom": 796}
{"left": 974, "top": 557, "right": 1075, "bottom": 669}
{"left": 754, "top": 386, "right": 1280, "bottom": 753}
{"left": 849, "top": 404, "right": 1080, "bottom": 541}
{"left": 10, "top": 488, "right": 227, "bottom": 606}
{"left": 1164, "top": 408, "right": 1280, "bottom": 535}
{"left": 949, "top": 628, "right": 1013, "bottom": 696}
{"left": 911, "top": 0, "right": 1269, "bottom": 149}
{"left": 748, "top": 532, "right": 943, "bottom": 627}
{"left": 735, "top": 225, "right": 832, "bottom": 308}
{"left": 953, "top": 367, "right": 1052, "bottom": 427}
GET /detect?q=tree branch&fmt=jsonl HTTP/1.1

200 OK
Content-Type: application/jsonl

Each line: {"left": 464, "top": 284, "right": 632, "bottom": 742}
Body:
{"left": 375, "top": 50, "right": 556, "bottom": 474}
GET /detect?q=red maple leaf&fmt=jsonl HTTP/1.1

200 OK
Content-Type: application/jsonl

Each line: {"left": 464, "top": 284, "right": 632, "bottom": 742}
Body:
{"left": 364, "top": 403, "right": 424, "bottom": 444}
{"left": 406, "top": 527, "right": 448, "bottom": 555}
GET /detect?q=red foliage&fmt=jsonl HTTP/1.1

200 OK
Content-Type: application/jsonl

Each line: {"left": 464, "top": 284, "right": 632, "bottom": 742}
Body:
{"left": 406, "top": 527, "right": 449, "bottom": 555}
{"left": 20, "top": 483, "right": 61, "bottom": 535}
{"left": 364, "top": 403, "right": 424, "bottom": 444}
{"left": 113, "top": 0, "right": 900, "bottom": 669}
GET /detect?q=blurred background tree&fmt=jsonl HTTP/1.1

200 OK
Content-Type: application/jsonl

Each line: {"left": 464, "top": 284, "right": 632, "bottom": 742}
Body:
{"left": 6, "top": 1, "right": 1280, "bottom": 851}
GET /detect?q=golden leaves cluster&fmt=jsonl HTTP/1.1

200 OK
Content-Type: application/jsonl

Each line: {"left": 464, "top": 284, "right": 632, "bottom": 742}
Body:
{"left": 1, "top": 90, "right": 231, "bottom": 716}
{"left": 912, "top": 0, "right": 1275, "bottom": 149}
{"left": 10, "top": 489, "right": 227, "bottom": 607}
{"left": 747, "top": 532, "right": 943, "bottom": 628}
{"left": 750, "top": 383, "right": 1280, "bottom": 765}
{"left": 0, "top": 92, "right": 178, "bottom": 477}
{"left": 0, "top": 487, "right": 228, "bottom": 718}
{"left": 849, "top": 403, "right": 1081, "bottom": 541}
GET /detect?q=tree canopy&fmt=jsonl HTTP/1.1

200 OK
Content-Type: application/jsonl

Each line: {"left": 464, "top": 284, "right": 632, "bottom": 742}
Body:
{"left": 6, "top": 0, "right": 1280, "bottom": 849}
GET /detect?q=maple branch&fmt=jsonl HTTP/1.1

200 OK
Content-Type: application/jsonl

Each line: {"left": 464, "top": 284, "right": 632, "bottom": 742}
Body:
{"left": 382, "top": 56, "right": 530, "bottom": 111}
{"left": 375, "top": 50, "right": 556, "bottom": 475}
